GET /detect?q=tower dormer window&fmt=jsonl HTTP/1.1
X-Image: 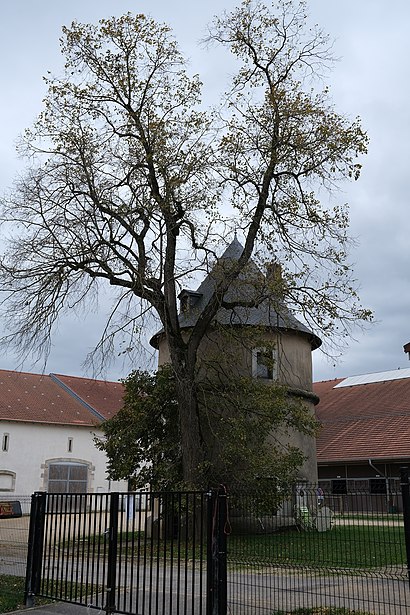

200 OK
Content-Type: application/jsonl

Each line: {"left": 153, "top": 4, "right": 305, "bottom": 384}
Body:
{"left": 178, "top": 290, "right": 202, "bottom": 314}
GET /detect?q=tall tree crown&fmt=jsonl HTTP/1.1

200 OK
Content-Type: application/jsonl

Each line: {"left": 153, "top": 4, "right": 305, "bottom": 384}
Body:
{"left": 0, "top": 0, "right": 370, "bottom": 369}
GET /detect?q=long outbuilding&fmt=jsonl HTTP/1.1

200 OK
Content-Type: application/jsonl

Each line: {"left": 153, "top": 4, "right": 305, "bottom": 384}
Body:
{"left": 314, "top": 367, "right": 410, "bottom": 497}
{"left": 0, "top": 369, "right": 127, "bottom": 497}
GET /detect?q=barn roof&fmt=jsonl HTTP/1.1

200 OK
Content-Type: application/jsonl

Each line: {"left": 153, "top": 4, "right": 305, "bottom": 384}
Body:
{"left": 0, "top": 369, "right": 124, "bottom": 427}
{"left": 314, "top": 369, "right": 410, "bottom": 463}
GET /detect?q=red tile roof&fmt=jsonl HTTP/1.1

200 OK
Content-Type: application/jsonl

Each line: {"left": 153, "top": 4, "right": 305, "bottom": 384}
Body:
{"left": 0, "top": 369, "right": 124, "bottom": 426}
{"left": 314, "top": 376, "right": 410, "bottom": 463}
{"left": 53, "top": 374, "right": 124, "bottom": 420}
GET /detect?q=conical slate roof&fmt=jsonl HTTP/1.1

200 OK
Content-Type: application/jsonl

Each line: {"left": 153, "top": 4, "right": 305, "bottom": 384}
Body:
{"left": 150, "top": 239, "right": 321, "bottom": 349}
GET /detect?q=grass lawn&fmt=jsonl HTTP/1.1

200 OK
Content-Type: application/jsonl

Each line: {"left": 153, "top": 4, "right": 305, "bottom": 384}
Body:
{"left": 0, "top": 575, "right": 53, "bottom": 613}
{"left": 0, "top": 575, "right": 24, "bottom": 613}
{"left": 63, "top": 523, "right": 405, "bottom": 570}
{"left": 0, "top": 574, "right": 99, "bottom": 614}
{"left": 229, "top": 524, "right": 406, "bottom": 569}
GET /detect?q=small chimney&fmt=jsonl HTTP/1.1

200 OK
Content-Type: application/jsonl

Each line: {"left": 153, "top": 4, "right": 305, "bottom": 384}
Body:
{"left": 266, "top": 262, "right": 285, "bottom": 299}
{"left": 403, "top": 342, "right": 410, "bottom": 360}
{"left": 266, "top": 262, "right": 282, "bottom": 282}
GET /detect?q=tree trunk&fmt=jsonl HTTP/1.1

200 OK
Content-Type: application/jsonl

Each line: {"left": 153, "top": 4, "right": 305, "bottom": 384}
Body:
{"left": 173, "top": 365, "right": 206, "bottom": 489}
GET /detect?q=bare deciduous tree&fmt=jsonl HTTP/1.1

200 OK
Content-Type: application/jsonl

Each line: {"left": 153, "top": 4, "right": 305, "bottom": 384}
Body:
{"left": 0, "top": 1, "right": 371, "bottom": 487}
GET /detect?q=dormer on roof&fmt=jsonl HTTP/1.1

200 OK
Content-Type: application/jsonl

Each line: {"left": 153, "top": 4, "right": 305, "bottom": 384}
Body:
{"left": 178, "top": 289, "right": 203, "bottom": 314}
{"left": 150, "top": 238, "right": 322, "bottom": 350}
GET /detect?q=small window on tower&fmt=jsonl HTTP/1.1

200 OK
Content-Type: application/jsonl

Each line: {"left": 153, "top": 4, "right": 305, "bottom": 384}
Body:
{"left": 68, "top": 437, "right": 73, "bottom": 453}
{"left": 252, "top": 348, "right": 277, "bottom": 380}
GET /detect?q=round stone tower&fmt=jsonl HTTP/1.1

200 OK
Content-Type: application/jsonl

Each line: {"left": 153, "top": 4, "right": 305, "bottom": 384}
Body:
{"left": 151, "top": 238, "right": 321, "bottom": 483}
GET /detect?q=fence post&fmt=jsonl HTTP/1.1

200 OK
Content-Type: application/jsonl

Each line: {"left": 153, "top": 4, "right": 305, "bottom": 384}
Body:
{"left": 24, "top": 491, "right": 47, "bottom": 607}
{"left": 206, "top": 487, "right": 228, "bottom": 615}
{"left": 105, "top": 492, "right": 119, "bottom": 615}
{"left": 400, "top": 466, "right": 410, "bottom": 587}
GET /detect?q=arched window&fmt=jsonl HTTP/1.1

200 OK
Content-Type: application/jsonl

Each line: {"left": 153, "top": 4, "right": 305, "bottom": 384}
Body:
{"left": 0, "top": 470, "right": 16, "bottom": 492}
{"left": 47, "top": 461, "right": 89, "bottom": 493}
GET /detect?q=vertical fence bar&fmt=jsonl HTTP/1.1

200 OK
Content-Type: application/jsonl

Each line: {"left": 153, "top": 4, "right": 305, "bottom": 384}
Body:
{"left": 25, "top": 491, "right": 47, "bottom": 607}
{"left": 198, "top": 492, "right": 205, "bottom": 615}
{"left": 42, "top": 492, "right": 54, "bottom": 597}
{"left": 105, "top": 492, "right": 119, "bottom": 614}
{"left": 400, "top": 466, "right": 410, "bottom": 587}
{"left": 206, "top": 490, "right": 215, "bottom": 615}
{"left": 217, "top": 487, "right": 228, "bottom": 615}
{"left": 206, "top": 487, "right": 228, "bottom": 615}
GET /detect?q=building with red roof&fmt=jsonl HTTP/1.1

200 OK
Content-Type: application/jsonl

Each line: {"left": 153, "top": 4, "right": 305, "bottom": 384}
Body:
{"left": 314, "top": 367, "right": 410, "bottom": 499}
{"left": 5, "top": 359, "right": 410, "bottom": 500}
{"left": 0, "top": 370, "right": 126, "bottom": 496}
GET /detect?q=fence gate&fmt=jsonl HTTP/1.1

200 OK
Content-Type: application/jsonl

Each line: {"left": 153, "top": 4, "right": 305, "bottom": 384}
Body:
{"left": 26, "top": 479, "right": 410, "bottom": 615}
{"left": 25, "top": 489, "right": 227, "bottom": 615}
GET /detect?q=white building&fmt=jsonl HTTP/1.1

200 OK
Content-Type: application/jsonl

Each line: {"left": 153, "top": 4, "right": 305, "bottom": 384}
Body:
{"left": 0, "top": 370, "right": 127, "bottom": 497}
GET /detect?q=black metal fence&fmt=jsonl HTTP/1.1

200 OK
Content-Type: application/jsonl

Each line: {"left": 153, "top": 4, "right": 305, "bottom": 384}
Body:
{"left": 25, "top": 490, "right": 220, "bottom": 614}
{"left": 227, "top": 481, "right": 410, "bottom": 614}
{"left": 22, "top": 472, "right": 410, "bottom": 614}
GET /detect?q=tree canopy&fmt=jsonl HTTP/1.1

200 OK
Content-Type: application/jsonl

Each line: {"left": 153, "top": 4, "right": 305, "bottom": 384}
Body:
{"left": 0, "top": 0, "right": 371, "bottom": 486}
{"left": 95, "top": 365, "right": 319, "bottom": 490}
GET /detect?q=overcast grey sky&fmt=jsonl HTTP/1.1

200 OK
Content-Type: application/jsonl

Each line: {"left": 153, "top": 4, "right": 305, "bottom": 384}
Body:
{"left": 0, "top": 1, "right": 409, "bottom": 382}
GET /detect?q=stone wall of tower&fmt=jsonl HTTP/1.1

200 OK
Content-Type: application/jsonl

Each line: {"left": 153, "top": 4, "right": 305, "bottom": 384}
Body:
{"left": 156, "top": 325, "right": 318, "bottom": 483}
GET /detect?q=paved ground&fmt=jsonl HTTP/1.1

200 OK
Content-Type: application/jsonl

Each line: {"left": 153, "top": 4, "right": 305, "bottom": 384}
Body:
{"left": 4, "top": 573, "right": 410, "bottom": 615}
{"left": 7, "top": 605, "right": 91, "bottom": 615}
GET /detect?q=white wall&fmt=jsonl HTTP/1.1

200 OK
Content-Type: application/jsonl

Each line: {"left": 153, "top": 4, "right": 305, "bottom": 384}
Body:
{"left": 0, "top": 420, "right": 127, "bottom": 496}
